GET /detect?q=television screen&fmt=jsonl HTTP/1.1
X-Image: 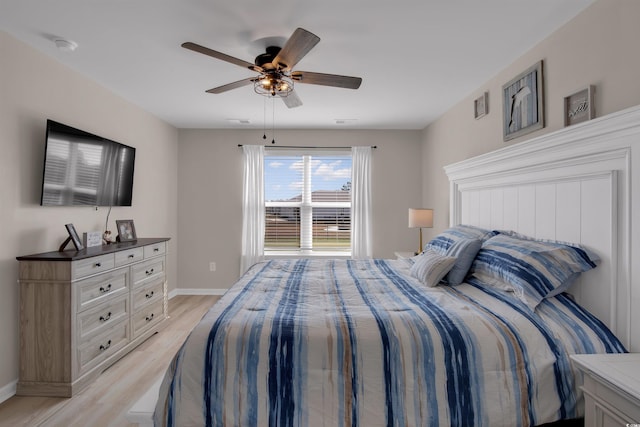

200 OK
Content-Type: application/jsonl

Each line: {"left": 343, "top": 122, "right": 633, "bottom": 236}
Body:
{"left": 41, "top": 120, "right": 136, "bottom": 206}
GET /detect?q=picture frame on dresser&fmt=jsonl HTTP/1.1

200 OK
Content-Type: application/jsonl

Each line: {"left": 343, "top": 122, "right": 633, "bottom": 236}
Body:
{"left": 116, "top": 219, "right": 137, "bottom": 242}
{"left": 61, "top": 223, "right": 84, "bottom": 251}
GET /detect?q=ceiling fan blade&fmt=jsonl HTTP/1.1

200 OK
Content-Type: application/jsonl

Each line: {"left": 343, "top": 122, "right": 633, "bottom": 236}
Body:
{"left": 281, "top": 91, "right": 303, "bottom": 109}
{"left": 182, "top": 42, "right": 262, "bottom": 72}
{"left": 273, "top": 28, "right": 320, "bottom": 71}
{"left": 206, "top": 78, "right": 255, "bottom": 94}
{"left": 291, "top": 71, "right": 362, "bottom": 89}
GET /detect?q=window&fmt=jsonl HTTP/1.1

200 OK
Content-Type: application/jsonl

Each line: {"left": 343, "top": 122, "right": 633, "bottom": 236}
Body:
{"left": 264, "top": 151, "right": 352, "bottom": 254}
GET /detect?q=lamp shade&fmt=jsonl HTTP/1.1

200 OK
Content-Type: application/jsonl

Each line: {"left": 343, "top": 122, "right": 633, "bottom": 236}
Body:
{"left": 408, "top": 208, "right": 434, "bottom": 228}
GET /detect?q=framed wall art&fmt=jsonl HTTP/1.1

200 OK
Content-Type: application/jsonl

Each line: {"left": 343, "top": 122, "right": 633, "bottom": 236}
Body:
{"left": 502, "top": 60, "right": 544, "bottom": 141}
{"left": 564, "top": 85, "right": 595, "bottom": 126}
{"left": 474, "top": 92, "right": 488, "bottom": 119}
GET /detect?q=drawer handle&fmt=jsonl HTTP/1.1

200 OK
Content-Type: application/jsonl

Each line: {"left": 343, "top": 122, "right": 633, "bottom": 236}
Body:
{"left": 153, "top": 248, "right": 159, "bottom": 252}
{"left": 128, "top": 254, "right": 135, "bottom": 259}
{"left": 145, "top": 291, "right": 154, "bottom": 299}
{"left": 99, "top": 284, "right": 112, "bottom": 293}
{"left": 145, "top": 313, "right": 155, "bottom": 322}
{"left": 99, "top": 340, "right": 112, "bottom": 351}
{"left": 94, "top": 262, "right": 102, "bottom": 268}
{"left": 145, "top": 268, "right": 155, "bottom": 276}
{"left": 99, "top": 312, "right": 112, "bottom": 322}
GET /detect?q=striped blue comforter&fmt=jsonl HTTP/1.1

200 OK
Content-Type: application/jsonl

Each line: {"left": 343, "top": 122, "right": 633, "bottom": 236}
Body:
{"left": 154, "top": 259, "right": 625, "bottom": 427}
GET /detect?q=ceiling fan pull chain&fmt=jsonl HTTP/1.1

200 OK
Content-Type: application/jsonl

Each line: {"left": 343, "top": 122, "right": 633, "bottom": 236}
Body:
{"left": 263, "top": 97, "right": 267, "bottom": 140}
{"left": 272, "top": 98, "right": 276, "bottom": 144}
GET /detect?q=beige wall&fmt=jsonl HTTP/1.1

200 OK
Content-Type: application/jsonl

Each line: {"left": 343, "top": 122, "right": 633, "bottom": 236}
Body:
{"left": 0, "top": 32, "right": 179, "bottom": 394}
{"left": 421, "top": 0, "right": 640, "bottom": 240}
{"left": 177, "top": 129, "right": 423, "bottom": 290}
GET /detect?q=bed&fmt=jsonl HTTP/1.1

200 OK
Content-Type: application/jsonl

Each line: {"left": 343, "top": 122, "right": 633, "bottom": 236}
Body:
{"left": 152, "top": 105, "right": 640, "bottom": 426}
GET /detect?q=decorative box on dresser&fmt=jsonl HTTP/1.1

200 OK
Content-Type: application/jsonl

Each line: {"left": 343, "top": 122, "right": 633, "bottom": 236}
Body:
{"left": 571, "top": 353, "right": 640, "bottom": 427}
{"left": 16, "top": 237, "right": 170, "bottom": 397}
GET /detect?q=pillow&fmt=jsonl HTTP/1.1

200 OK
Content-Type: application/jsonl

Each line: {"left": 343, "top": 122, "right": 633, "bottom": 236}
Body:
{"left": 442, "top": 238, "right": 482, "bottom": 285}
{"left": 493, "top": 229, "right": 601, "bottom": 264}
{"left": 410, "top": 250, "right": 457, "bottom": 287}
{"left": 470, "top": 234, "right": 598, "bottom": 310}
{"left": 424, "top": 224, "right": 496, "bottom": 254}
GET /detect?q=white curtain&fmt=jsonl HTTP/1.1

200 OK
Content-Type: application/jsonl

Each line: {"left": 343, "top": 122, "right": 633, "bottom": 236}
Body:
{"left": 351, "top": 146, "right": 372, "bottom": 259}
{"left": 240, "top": 145, "right": 265, "bottom": 275}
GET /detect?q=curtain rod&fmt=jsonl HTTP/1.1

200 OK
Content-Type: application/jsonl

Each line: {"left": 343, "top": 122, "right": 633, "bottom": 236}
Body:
{"left": 237, "top": 144, "right": 377, "bottom": 149}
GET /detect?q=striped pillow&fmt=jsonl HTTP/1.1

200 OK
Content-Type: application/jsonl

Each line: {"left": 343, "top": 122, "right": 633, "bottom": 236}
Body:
{"left": 471, "top": 234, "right": 598, "bottom": 310}
{"left": 424, "top": 224, "right": 496, "bottom": 254}
{"left": 410, "top": 250, "right": 457, "bottom": 288}
{"left": 442, "top": 238, "right": 482, "bottom": 285}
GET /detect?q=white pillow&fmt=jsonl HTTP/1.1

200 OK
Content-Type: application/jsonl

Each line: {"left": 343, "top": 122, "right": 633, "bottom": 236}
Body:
{"left": 410, "top": 250, "right": 457, "bottom": 287}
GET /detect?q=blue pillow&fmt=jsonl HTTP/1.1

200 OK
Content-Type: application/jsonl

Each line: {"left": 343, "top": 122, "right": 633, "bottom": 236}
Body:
{"left": 424, "top": 224, "right": 496, "bottom": 254}
{"left": 410, "top": 250, "right": 457, "bottom": 287}
{"left": 443, "top": 238, "right": 482, "bottom": 285}
{"left": 471, "top": 234, "right": 598, "bottom": 310}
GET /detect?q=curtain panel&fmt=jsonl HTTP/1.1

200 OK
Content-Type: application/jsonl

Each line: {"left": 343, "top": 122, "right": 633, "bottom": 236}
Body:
{"left": 240, "top": 145, "right": 265, "bottom": 275}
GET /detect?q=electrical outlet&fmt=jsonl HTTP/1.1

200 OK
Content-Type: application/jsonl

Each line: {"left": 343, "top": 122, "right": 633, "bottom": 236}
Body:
{"left": 209, "top": 262, "right": 216, "bottom": 272}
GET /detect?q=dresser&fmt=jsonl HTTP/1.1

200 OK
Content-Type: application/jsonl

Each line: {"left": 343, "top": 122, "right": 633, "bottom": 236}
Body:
{"left": 16, "top": 238, "right": 169, "bottom": 397}
{"left": 571, "top": 353, "right": 640, "bottom": 427}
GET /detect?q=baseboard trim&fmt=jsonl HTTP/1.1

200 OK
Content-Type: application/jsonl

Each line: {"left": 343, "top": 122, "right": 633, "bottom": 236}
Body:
{"left": 0, "top": 379, "right": 16, "bottom": 405}
{"left": 168, "top": 288, "right": 228, "bottom": 299}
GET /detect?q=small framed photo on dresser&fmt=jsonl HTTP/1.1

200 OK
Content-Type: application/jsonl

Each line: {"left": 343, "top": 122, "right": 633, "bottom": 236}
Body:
{"left": 116, "top": 219, "right": 137, "bottom": 242}
{"left": 64, "top": 223, "right": 84, "bottom": 250}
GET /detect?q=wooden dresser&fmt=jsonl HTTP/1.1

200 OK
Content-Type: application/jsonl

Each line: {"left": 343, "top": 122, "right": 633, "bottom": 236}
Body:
{"left": 16, "top": 238, "right": 170, "bottom": 397}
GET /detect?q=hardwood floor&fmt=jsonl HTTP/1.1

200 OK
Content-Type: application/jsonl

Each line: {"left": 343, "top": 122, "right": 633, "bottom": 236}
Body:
{"left": 0, "top": 295, "right": 220, "bottom": 427}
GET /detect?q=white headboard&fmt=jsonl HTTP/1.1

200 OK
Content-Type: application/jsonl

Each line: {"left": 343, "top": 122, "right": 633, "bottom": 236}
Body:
{"left": 444, "top": 105, "right": 640, "bottom": 352}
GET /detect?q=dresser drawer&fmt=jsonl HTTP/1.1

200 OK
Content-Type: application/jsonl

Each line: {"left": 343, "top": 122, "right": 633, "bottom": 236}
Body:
{"left": 132, "top": 258, "right": 165, "bottom": 286}
{"left": 77, "top": 269, "right": 128, "bottom": 312}
{"left": 114, "top": 247, "right": 144, "bottom": 267}
{"left": 73, "top": 254, "right": 115, "bottom": 279}
{"left": 144, "top": 242, "right": 166, "bottom": 259}
{"left": 132, "top": 277, "right": 164, "bottom": 311}
{"left": 78, "top": 319, "right": 129, "bottom": 375}
{"left": 132, "top": 299, "right": 165, "bottom": 338}
{"left": 77, "top": 294, "right": 129, "bottom": 341}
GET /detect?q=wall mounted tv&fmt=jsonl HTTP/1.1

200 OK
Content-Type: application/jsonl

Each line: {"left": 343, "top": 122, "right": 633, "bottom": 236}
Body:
{"left": 40, "top": 120, "right": 136, "bottom": 206}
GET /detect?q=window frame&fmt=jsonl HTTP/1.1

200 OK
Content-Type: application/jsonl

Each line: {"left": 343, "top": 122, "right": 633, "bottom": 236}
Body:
{"left": 264, "top": 149, "right": 352, "bottom": 257}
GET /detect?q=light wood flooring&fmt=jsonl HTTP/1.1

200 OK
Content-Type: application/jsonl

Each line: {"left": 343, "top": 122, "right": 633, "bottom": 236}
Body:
{"left": 0, "top": 295, "right": 220, "bottom": 427}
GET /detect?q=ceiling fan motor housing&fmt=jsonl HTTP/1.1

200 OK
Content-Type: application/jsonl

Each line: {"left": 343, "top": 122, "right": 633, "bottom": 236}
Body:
{"left": 255, "top": 46, "right": 283, "bottom": 70}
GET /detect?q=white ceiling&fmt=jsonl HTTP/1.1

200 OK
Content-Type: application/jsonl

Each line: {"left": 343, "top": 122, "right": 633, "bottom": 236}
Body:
{"left": 1, "top": 0, "right": 595, "bottom": 130}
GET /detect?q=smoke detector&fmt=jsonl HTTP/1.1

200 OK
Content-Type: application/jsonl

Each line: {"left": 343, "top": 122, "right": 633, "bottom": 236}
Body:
{"left": 53, "top": 38, "right": 78, "bottom": 52}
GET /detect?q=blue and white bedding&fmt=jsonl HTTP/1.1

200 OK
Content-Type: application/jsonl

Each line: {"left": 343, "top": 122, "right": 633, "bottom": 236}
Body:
{"left": 154, "top": 258, "right": 625, "bottom": 427}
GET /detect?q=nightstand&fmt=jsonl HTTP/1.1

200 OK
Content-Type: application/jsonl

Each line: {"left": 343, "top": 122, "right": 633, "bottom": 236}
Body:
{"left": 394, "top": 251, "right": 416, "bottom": 260}
{"left": 571, "top": 353, "right": 640, "bottom": 427}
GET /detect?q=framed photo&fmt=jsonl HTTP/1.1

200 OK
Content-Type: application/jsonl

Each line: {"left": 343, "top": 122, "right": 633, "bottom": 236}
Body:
{"left": 564, "top": 85, "right": 595, "bottom": 126}
{"left": 65, "top": 223, "right": 84, "bottom": 250}
{"left": 502, "top": 60, "right": 544, "bottom": 141}
{"left": 116, "top": 219, "right": 137, "bottom": 242}
{"left": 83, "top": 231, "right": 104, "bottom": 248}
{"left": 474, "top": 92, "right": 488, "bottom": 119}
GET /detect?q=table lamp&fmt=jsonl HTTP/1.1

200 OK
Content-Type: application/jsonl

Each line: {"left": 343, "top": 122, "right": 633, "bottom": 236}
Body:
{"left": 408, "top": 208, "right": 434, "bottom": 254}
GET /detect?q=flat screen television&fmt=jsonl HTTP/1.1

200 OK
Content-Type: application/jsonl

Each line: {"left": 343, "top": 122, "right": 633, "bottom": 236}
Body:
{"left": 40, "top": 120, "right": 136, "bottom": 206}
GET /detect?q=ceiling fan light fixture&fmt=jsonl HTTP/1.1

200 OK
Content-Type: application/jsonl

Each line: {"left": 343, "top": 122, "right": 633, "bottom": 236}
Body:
{"left": 254, "top": 73, "right": 294, "bottom": 98}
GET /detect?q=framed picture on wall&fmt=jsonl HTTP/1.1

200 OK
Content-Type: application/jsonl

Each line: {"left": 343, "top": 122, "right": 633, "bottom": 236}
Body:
{"left": 502, "top": 60, "right": 544, "bottom": 141}
{"left": 474, "top": 92, "right": 488, "bottom": 119}
{"left": 564, "top": 85, "right": 595, "bottom": 126}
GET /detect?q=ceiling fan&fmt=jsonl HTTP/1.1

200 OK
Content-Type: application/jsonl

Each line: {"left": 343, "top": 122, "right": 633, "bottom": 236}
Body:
{"left": 182, "top": 28, "right": 362, "bottom": 108}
